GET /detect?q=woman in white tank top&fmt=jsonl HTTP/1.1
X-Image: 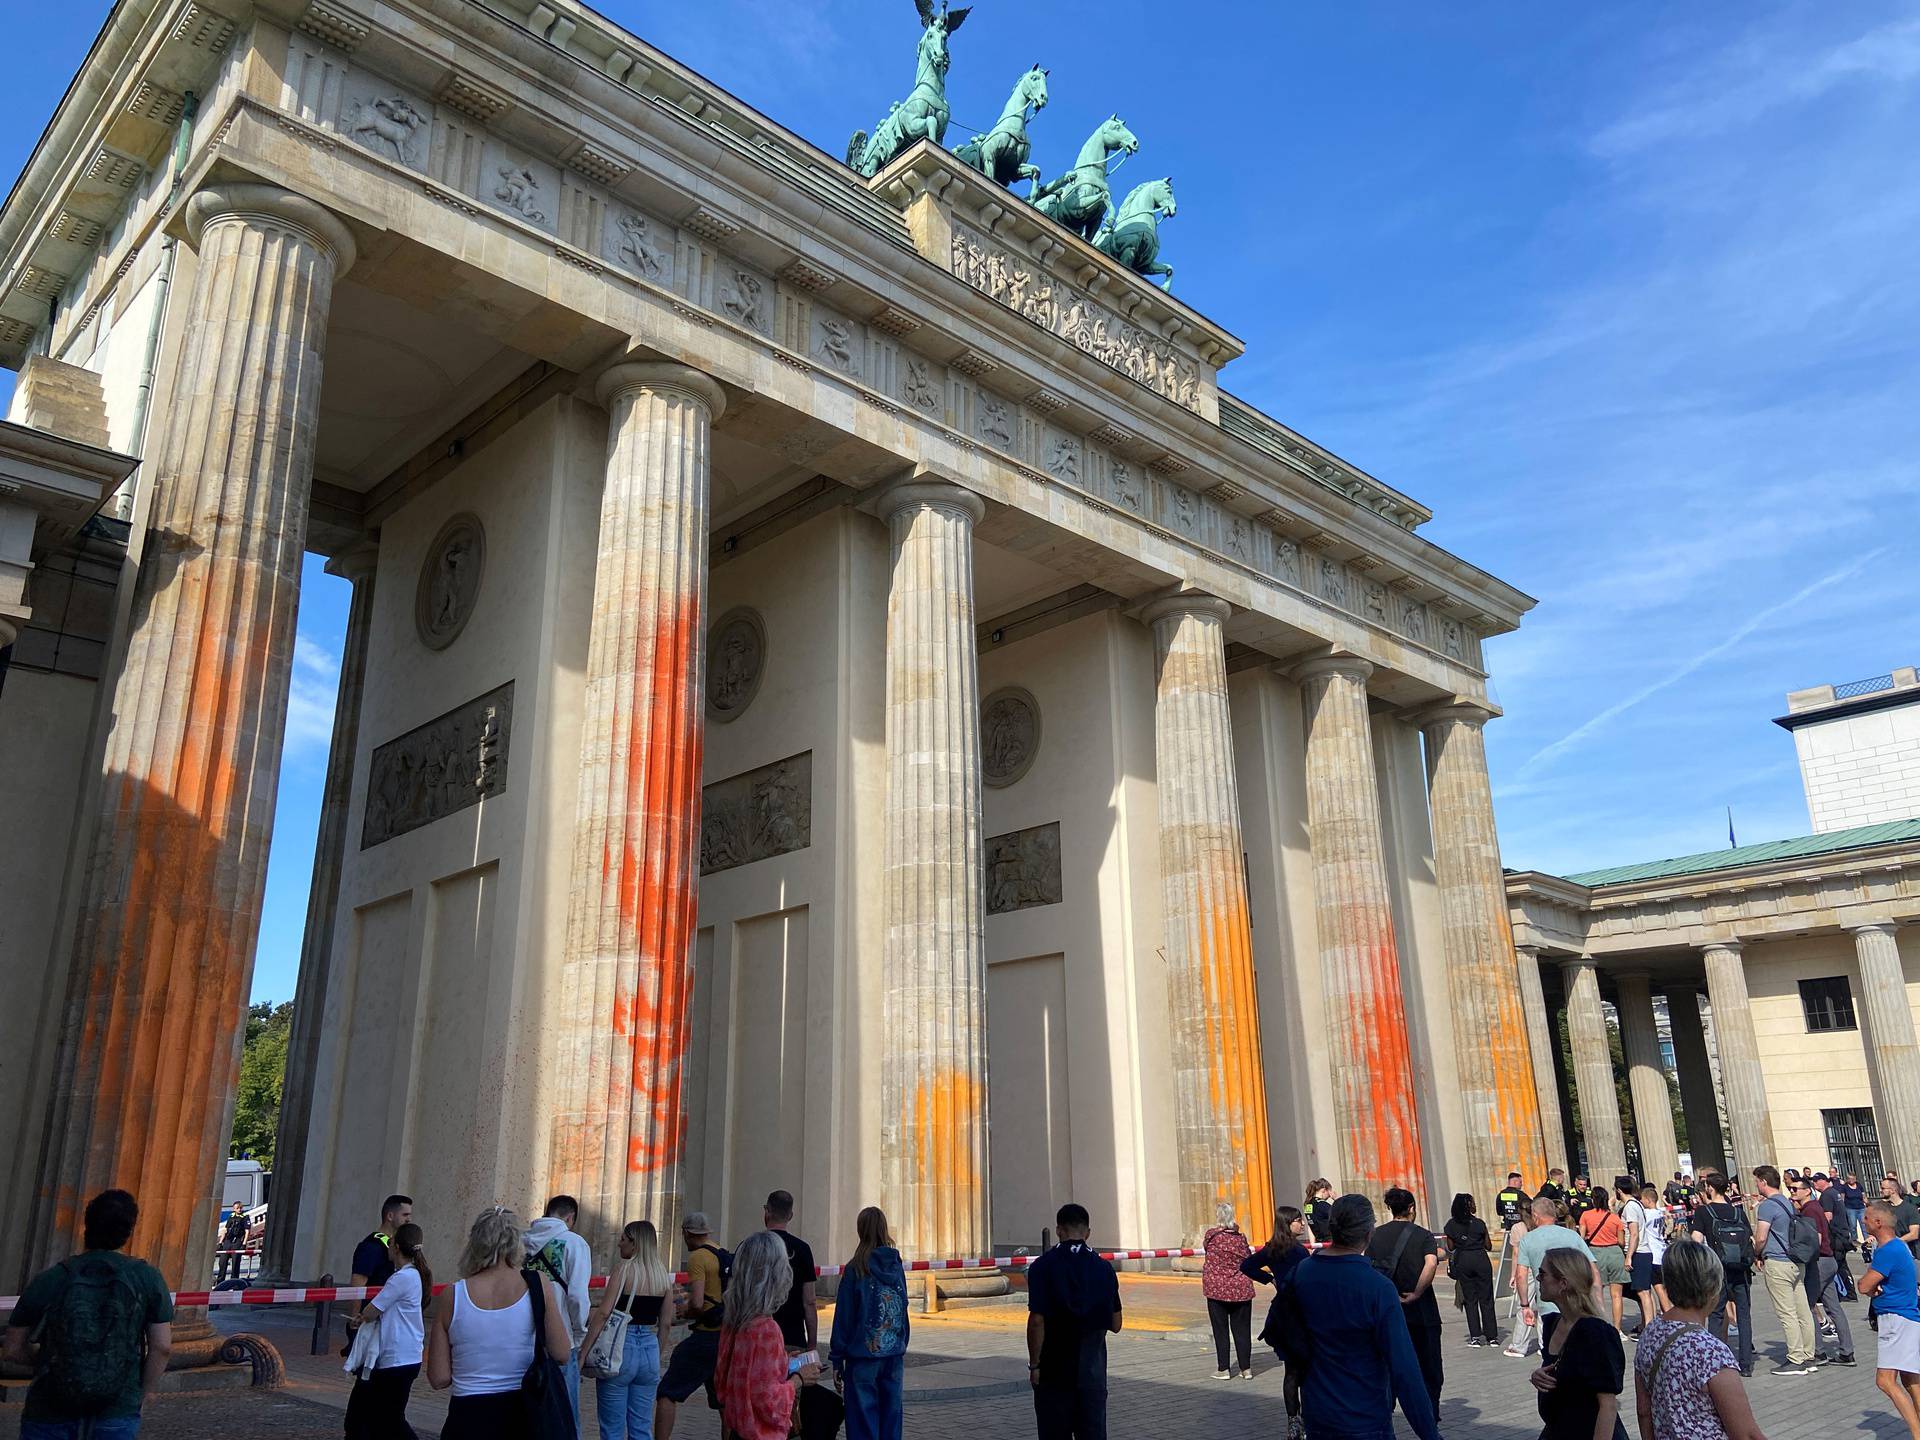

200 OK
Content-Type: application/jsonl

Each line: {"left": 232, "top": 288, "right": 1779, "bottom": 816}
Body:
{"left": 428, "top": 1207, "right": 572, "bottom": 1439}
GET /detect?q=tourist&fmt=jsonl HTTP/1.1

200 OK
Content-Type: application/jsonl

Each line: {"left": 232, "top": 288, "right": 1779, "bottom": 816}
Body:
{"left": 1289, "top": 1193, "right": 1441, "bottom": 1440}
{"left": 1638, "top": 1185, "right": 1672, "bottom": 1312}
{"left": 656, "top": 1211, "right": 725, "bottom": 1440}
{"left": 762, "top": 1190, "right": 819, "bottom": 1353}
{"left": 1751, "top": 1165, "right": 1817, "bottom": 1375}
{"left": 427, "top": 1206, "right": 572, "bottom": 1438}
{"left": 1630, "top": 1240, "right": 1768, "bottom": 1440}
{"left": 1884, "top": 1177, "right": 1920, "bottom": 1255}
{"left": 1509, "top": 1196, "right": 1599, "bottom": 1361}
{"left": 1863, "top": 1199, "right": 1920, "bottom": 1438}
{"left": 525, "top": 1195, "right": 594, "bottom": 1431}
{"left": 345, "top": 1221, "right": 431, "bottom": 1439}
{"left": 217, "top": 1200, "right": 249, "bottom": 1283}
{"left": 829, "top": 1207, "right": 909, "bottom": 1440}
{"left": 1531, "top": 1246, "right": 1629, "bottom": 1440}
{"left": 352, "top": 1194, "right": 413, "bottom": 1323}
{"left": 1664, "top": 1173, "right": 1688, "bottom": 1208}
{"left": 1241, "top": 1205, "right": 1309, "bottom": 1440}
{"left": 1496, "top": 1171, "right": 1532, "bottom": 1231}
{"left": 715, "top": 1231, "right": 821, "bottom": 1440}
{"left": 1303, "top": 1179, "right": 1334, "bottom": 1245}
{"left": 1026, "top": 1202, "right": 1123, "bottom": 1440}
{"left": 1846, "top": 1173, "right": 1869, "bottom": 1244}
{"left": 1576, "top": 1184, "right": 1631, "bottom": 1331}
{"left": 1621, "top": 1180, "right": 1656, "bottom": 1335}
{"left": 1201, "top": 1202, "right": 1256, "bottom": 1379}
{"left": 1, "top": 1188, "right": 173, "bottom": 1438}
{"left": 1538, "top": 1169, "right": 1569, "bottom": 1207}
{"left": 1689, "top": 1172, "right": 1756, "bottom": 1378}
{"left": 1443, "top": 1192, "right": 1497, "bottom": 1347}
{"left": 1366, "top": 1186, "right": 1442, "bottom": 1416}
{"left": 1813, "top": 1173, "right": 1857, "bottom": 1300}
{"left": 581, "top": 1220, "right": 672, "bottom": 1440}
{"left": 1792, "top": 1175, "right": 1854, "bottom": 1366}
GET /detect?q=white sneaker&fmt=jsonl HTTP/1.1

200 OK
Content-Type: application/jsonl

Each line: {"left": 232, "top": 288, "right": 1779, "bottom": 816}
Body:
{"left": 1239, "top": 1369, "right": 1254, "bottom": 1380}
{"left": 1212, "top": 1368, "right": 1229, "bottom": 1380}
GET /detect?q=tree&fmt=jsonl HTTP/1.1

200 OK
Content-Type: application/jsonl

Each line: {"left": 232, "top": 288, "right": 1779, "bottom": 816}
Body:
{"left": 229, "top": 1000, "right": 292, "bottom": 1168}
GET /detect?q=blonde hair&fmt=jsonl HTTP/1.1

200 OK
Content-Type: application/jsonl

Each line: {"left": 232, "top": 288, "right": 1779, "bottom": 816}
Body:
{"left": 459, "top": 1205, "right": 526, "bottom": 1277}
{"left": 619, "top": 1220, "right": 669, "bottom": 1297}
{"left": 721, "top": 1230, "right": 792, "bottom": 1332}
{"left": 1538, "top": 1247, "right": 1602, "bottom": 1322}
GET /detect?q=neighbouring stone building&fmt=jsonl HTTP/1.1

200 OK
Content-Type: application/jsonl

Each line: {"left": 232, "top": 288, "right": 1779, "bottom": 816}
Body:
{"left": 2, "top": 0, "right": 1554, "bottom": 1309}
{"left": 1508, "top": 670, "right": 1920, "bottom": 1190}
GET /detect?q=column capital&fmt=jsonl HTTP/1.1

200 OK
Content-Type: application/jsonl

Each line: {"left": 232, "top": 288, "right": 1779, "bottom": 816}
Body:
{"left": 872, "top": 475, "right": 984, "bottom": 526}
{"left": 1558, "top": 954, "right": 1598, "bottom": 973}
{"left": 1699, "top": 937, "right": 1745, "bottom": 957}
{"left": 595, "top": 360, "right": 727, "bottom": 420}
{"left": 1513, "top": 942, "right": 1545, "bottom": 960}
{"left": 1414, "top": 698, "right": 1496, "bottom": 732}
{"left": 1614, "top": 968, "right": 1652, "bottom": 986}
{"left": 1287, "top": 648, "right": 1374, "bottom": 687}
{"left": 322, "top": 539, "right": 379, "bottom": 585}
{"left": 185, "top": 182, "right": 356, "bottom": 277}
{"left": 1849, "top": 920, "right": 1902, "bottom": 938}
{"left": 1139, "top": 589, "right": 1231, "bottom": 628}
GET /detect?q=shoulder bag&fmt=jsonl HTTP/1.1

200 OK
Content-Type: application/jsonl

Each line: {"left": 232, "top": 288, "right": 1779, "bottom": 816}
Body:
{"left": 520, "top": 1270, "right": 579, "bottom": 1440}
{"left": 582, "top": 1261, "right": 635, "bottom": 1380}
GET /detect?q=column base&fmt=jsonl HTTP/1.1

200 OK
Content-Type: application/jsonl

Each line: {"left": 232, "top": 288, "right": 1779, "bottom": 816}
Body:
{"left": 914, "top": 1266, "right": 1011, "bottom": 1312}
{"left": 0, "top": 1330, "right": 283, "bottom": 1401}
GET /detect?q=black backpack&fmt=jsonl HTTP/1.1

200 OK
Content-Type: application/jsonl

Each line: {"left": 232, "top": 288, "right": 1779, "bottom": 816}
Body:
{"left": 1705, "top": 1203, "right": 1754, "bottom": 1273}
{"left": 38, "top": 1255, "right": 148, "bottom": 1414}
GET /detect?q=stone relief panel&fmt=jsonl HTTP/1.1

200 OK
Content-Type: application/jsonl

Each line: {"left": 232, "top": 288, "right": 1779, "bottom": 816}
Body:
{"left": 700, "top": 751, "right": 812, "bottom": 875}
{"left": 717, "top": 265, "right": 772, "bottom": 333}
{"left": 481, "top": 141, "right": 559, "bottom": 231}
{"left": 340, "top": 80, "right": 431, "bottom": 170}
{"left": 985, "top": 821, "right": 1063, "bottom": 915}
{"left": 1275, "top": 538, "right": 1301, "bottom": 584}
{"left": 416, "top": 513, "right": 485, "bottom": 650}
{"left": 902, "top": 355, "right": 943, "bottom": 415}
{"left": 981, "top": 686, "right": 1041, "bottom": 788}
{"left": 1318, "top": 556, "right": 1347, "bottom": 610}
{"left": 1106, "top": 457, "right": 1144, "bottom": 514}
{"left": 975, "top": 390, "right": 1014, "bottom": 449}
{"left": 362, "top": 683, "right": 513, "bottom": 849}
{"left": 950, "top": 227, "right": 1203, "bottom": 413}
{"left": 1441, "top": 618, "right": 1466, "bottom": 661}
{"left": 1362, "top": 580, "right": 1389, "bottom": 624}
{"left": 706, "top": 607, "right": 767, "bottom": 723}
{"left": 1162, "top": 481, "right": 1198, "bottom": 536}
{"left": 1399, "top": 595, "right": 1427, "bottom": 642}
{"left": 1043, "top": 431, "right": 1081, "bottom": 484}
{"left": 811, "top": 308, "right": 861, "bottom": 376}
{"left": 605, "top": 208, "right": 672, "bottom": 284}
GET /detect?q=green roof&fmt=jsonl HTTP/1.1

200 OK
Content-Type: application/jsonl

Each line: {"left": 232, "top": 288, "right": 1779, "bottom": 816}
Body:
{"left": 1563, "top": 816, "right": 1920, "bottom": 888}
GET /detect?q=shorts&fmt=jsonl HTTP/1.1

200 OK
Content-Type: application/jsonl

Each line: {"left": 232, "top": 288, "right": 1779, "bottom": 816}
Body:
{"left": 659, "top": 1326, "right": 720, "bottom": 1403}
{"left": 1593, "top": 1245, "right": 1630, "bottom": 1288}
{"left": 1879, "top": 1312, "right": 1920, "bottom": 1374}
{"left": 1629, "top": 1252, "right": 1654, "bottom": 1293}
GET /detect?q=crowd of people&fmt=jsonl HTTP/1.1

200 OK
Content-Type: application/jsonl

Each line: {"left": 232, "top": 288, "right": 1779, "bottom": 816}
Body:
{"left": 11, "top": 1164, "right": 1920, "bottom": 1440}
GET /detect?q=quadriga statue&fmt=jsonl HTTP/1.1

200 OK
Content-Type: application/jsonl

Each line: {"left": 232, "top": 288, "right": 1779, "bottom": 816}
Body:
{"left": 1096, "top": 176, "right": 1177, "bottom": 289}
{"left": 953, "top": 64, "right": 1049, "bottom": 191}
{"left": 1031, "top": 114, "right": 1138, "bottom": 240}
{"left": 847, "top": 0, "right": 972, "bottom": 179}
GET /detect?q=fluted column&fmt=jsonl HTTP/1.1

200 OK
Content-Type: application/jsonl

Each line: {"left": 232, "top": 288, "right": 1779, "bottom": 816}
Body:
{"left": 1419, "top": 703, "right": 1548, "bottom": 1203}
{"left": 878, "top": 479, "right": 990, "bottom": 1260}
{"left": 27, "top": 185, "right": 354, "bottom": 1303}
{"left": 1560, "top": 958, "right": 1627, "bottom": 1181}
{"left": 1852, "top": 923, "right": 1920, "bottom": 1176}
{"left": 1294, "top": 653, "right": 1425, "bottom": 1198}
{"left": 264, "top": 540, "right": 378, "bottom": 1279}
{"left": 549, "top": 362, "right": 725, "bottom": 1255}
{"left": 1145, "top": 594, "right": 1272, "bottom": 1242}
{"left": 1665, "top": 984, "right": 1725, "bottom": 1176}
{"left": 1701, "top": 940, "right": 1776, "bottom": 1179}
{"left": 1616, "top": 972, "right": 1679, "bottom": 1184}
{"left": 1515, "top": 945, "right": 1571, "bottom": 1176}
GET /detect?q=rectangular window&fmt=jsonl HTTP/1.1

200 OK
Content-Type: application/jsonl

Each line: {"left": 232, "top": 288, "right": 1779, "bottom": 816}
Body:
{"left": 1799, "top": 976, "right": 1857, "bottom": 1033}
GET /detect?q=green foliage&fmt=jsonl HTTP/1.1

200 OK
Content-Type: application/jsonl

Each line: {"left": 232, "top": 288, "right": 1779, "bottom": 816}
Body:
{"left": 1554, "top": 1000, "right": 1688, "bottom": 1178}
{"left": 229, "top": 1000, "right": 292, "bottom": 1167}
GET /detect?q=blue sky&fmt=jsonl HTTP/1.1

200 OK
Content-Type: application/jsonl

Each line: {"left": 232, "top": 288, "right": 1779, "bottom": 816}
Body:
{"left": 5, "top": 2, "right": 1916, "bottom": 1002}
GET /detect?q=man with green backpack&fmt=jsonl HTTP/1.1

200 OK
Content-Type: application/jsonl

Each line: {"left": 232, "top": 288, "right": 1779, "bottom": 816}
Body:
{"left": 2, "top": 1189, "right": 174, "bottom": 1438}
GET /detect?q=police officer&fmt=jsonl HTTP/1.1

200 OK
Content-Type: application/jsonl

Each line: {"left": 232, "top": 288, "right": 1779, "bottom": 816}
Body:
{"left": 1566, "top": 1175, "right": 1597, "bottom": 1225}
{"left": 1495, "top": 1172, "right": 1532, "bottom": 1229}
{"left": 1536, "top": 1169, "right": 1568, "bottom": 1206}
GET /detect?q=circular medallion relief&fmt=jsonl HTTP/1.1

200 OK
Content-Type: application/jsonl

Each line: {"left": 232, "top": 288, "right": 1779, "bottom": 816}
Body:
{"left": 707, "top": 607, "right": 767, "bottom": 722}
{"left": 981, "top": 686, "right": 1041, "bottom": 788}
{"left": 415, "top": 513, "right": 485, "bottom": 651}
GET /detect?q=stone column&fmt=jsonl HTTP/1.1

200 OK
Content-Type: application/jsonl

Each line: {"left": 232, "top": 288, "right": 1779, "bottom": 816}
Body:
{"left": 1419, "top": 704, "right": 1548, "bottom": 1202}
{"left": 1665, "top": 984, "right": 1725, "bottom": 1176}
{"left": 1514, "top": 945, "right": 1571, "bottom": 1176}
{"left": 548, "top": 363, "right": 725, "bottom": 1254}
{"left": 1701, "top": 940, "right": 1776, "bottom": 1180}
{"left": 878, "top": 479, "right": 991, "bottom": 1260}
{"left": 1560, "top": 958, "right": 1627, "bottom": 1181}
{"left": 263, "top": 541, "right": 378, "bottom": 1279}
{"left": 1852, "top": 923, "right": 1920, "bottom": 1176}
{"left": 1294, "top": 653, "right": 1426, "bottom": 1198}
{"left": 1615, "top": 972, "right": 1679, "bottom": 1184}
{"left": 1145, "top": 594, "right": 1273, "bottom": 1242}
{"left": 26, "top": 185, "right": 354, "bottom": 1307}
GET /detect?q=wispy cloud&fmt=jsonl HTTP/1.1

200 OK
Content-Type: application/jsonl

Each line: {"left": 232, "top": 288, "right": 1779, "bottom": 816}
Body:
{"left": 283, "top": 637, "right": 339, "bottom": 758}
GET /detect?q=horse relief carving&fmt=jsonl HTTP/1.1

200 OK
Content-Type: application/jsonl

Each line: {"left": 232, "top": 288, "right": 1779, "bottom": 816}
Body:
{"left": 1169, "top": 485, "right": 1196, "bottom": 533}
{"left": 977, "top": 394, "right": 1012, "bottom": 447}
{"left": 616, "top": 212, "right": 669, "bottom": 281}
{"left": 493, "top": 165, "right": 548, "bottom": 224}
{"left": 345, "top": 94, "right": 425, "bottom": 167}
{"left": 814, "top": 316, "right": 858, "bottom": 372}
{"left": 1045, "top": 435, "right": 1079, "bottom": 481}
{"left": 903, "top": 356, "right": 941, "bottom": 412}
{"left": 1110, "top": 462, "right": 1143, "bottom": 512}
{"left": 700, "top": 752, "right": 813, "bottom": 875}
{"left": 719, "top": 270, "right": 767, "bottom": 330}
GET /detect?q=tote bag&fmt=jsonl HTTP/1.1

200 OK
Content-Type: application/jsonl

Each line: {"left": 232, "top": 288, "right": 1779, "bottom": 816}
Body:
{"left": 582, "top": 1262, "right": 635, "bottom": 1380}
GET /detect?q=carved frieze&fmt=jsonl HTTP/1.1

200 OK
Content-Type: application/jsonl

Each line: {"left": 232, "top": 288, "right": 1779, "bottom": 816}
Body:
{"left": 707, "top": 607, "right": 767, "bottom": 722}
{"left": 416, "top": 513, "right": 484, "bottom": 650}
{"left": 611, "top": 210, "right": 670, "bottom": 283}
{"left": 343, "top": 93, "right": 427, "bottom": 168}
{"left": 950, "top": 228, "right": 1202, "bottom": 412}
{"left": 976, "top": 393, "right": 1013, "bottom": 448}
{"left": 719, "top": 268, "right": 769, "bottom": 331}
{"left": 985, "top": 821, "right": 1063, "bottom": 914}
{"left": 700, "top": 751, "right": 812, "bottom": 875}
{"left": 982, "top": 686, "right": 1040, "bottom": 787}
{"left": 813, "top": 314, "right": 859, "bottom": 374}
{"left": 1108, "top": 460, "right": 1143, "bottom": 513}
{"left": 362, "top": 683, "right": 513, "bottom": 848}
{"left": 902, "top": 356, "right": 941, "bottom": 413}
{"left": 1044, "top": 433, "right": 1080, "bottom": 482}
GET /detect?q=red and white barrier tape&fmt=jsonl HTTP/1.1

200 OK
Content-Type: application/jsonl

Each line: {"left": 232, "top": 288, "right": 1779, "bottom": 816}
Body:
{"left": 1, "top": 1247, "right": 1202, "bottom": 1312}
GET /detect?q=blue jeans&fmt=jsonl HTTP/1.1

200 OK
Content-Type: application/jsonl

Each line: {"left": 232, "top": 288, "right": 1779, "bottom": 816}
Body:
{"left": 841, "top": 1353, "right": 904, "bottom": 1440}
{"left": 563, "top": 1346, "right": 582, "bottom": 1434}
{"left": 595, "top": 1328, "right": 661, "bottom": 1440}
{"left": 23, "top": 1419, "right": 143, "bottom": 1439}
